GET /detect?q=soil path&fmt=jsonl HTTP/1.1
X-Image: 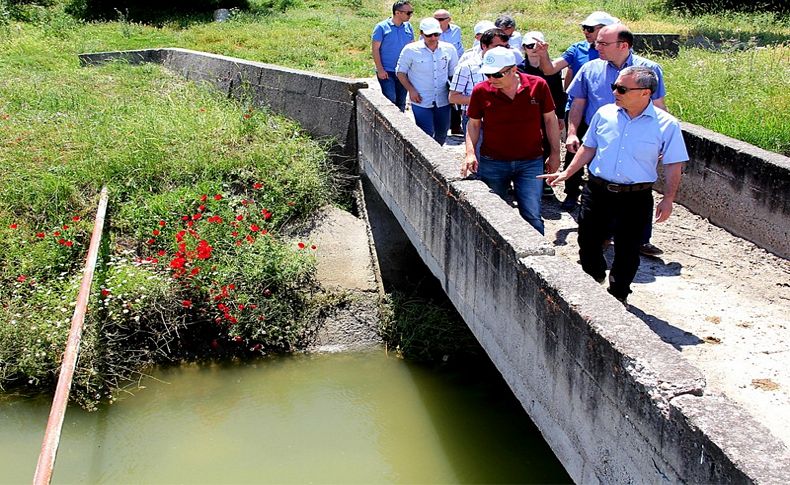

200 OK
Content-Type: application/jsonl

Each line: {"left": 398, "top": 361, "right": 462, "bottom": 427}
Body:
{"left": 444, "top": 136, "right": 790, "bottom": 447}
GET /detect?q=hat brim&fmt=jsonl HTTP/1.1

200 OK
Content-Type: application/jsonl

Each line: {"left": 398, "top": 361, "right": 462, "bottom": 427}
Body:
{"left": 422, "top": 28, "right": 442, "bottom": 35}
{"left": 478, "top": 64, "right": 513, "bottom": 74}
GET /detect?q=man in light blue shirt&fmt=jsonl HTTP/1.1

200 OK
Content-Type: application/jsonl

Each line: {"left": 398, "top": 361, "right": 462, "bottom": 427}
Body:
{"left": 541, "top": 66, "right": 688, "bottom": 304}
{"left": 434, "top": 8, "right": 464, "bottom": 134}
{"left": 396, "top": 17, "right": 459, "bottom": 145}
{"left": 372, "top": 1, "right": 415, "bottom": 111}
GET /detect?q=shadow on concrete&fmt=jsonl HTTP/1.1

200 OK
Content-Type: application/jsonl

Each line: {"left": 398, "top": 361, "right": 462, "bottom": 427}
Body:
{"left": 628, "top": 306, "right": 704, "bottom": 350}
{"left": 634, "top": 258, "right": 683, "bottom": 284}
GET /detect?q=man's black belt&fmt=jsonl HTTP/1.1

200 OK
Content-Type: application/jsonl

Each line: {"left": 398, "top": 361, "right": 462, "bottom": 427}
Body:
{"left": 588, "top": 175, "right": 653, "bottom": 193}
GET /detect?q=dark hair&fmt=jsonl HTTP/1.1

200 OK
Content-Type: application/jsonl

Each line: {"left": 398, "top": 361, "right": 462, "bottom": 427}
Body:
{"left": 621, "top": 66, "right": 657, "bottom": 93}
{"left": 616, "top": 29, "right": 634, "bottom": 48}
{"left": 480, "top": 28, "right": 509, "bottom": 47}
{"left": 494, "top": 14, "right": 516, "bottom": 29}
{"left": 392, "top": 1, "right": 411, "bottom": 15}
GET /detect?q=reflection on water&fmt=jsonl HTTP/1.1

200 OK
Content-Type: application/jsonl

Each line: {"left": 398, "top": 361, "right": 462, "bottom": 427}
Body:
{"left": 0, "top": 351, "right": 570, "bottom": 484}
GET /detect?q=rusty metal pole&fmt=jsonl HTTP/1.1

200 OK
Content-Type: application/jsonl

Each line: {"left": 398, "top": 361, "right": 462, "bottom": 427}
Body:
{"left": 33, "top": 186, "right": 109, "bottom": 485}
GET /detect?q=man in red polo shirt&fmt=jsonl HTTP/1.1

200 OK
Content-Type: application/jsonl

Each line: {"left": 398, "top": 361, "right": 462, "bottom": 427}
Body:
{"left": 462, "top": 46, "right": 560, "bottom": 234}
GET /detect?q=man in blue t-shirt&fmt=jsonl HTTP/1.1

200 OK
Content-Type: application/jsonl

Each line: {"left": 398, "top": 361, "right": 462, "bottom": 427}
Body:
{"left": 372, "top": 1, "right": 415, "bottom": 111}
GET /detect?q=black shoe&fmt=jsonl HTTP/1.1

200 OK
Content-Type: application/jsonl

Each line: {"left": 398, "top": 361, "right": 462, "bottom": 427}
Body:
{"left": 607, "top": 287, "right": 629, "bottom": 306}
{"left": 560, "top": 198, "right": 578, "bottom": 211}
{"left": 639, "top": 243, "right": 663, "bottom": 257}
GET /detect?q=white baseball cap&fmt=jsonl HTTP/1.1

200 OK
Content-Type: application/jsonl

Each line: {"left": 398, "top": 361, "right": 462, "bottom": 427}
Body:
{"left": 580, "top": 11, "right": 619, "bottom": 27}
{"left": 522, "top": 31, "right": 545, "bottom": 44}
{"left": 479, "top": 47, "right": 517, "bottom": 74}
{"left": 419, "top": 17, "right": 442, "bottom": 35}
{"left": 473, "top": 20, "right": 496, "bottom": 35}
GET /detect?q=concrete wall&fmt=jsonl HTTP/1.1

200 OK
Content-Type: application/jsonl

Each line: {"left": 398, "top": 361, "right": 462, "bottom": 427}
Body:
{"left": 656, "top": 123, "right": 790, "bottom": 259}
{"left": 79, "top": 48, "right": 367, "bottom": 160}
{"left": 633, "top": 33, "right": 681, "bottom": 57}
{"left": 356, "top": 87, "right": 790, "bottom": 483}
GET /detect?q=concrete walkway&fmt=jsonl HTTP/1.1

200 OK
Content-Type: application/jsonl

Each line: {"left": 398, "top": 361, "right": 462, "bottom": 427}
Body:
{"left": 444, "top": 135, "right": 790, "bottom": 448}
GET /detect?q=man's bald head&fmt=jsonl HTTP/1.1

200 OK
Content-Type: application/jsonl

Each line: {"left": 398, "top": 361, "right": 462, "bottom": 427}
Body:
{"left": 600, "top": 24, "right": 633, "bottom": 48}
{"left": 433, "top": 9, "right": 450, "bottom": 18}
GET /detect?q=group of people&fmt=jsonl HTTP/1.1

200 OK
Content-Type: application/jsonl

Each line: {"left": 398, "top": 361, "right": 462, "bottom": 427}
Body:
{"left": 372, "top": 3, "right": 689, "bottom": 304}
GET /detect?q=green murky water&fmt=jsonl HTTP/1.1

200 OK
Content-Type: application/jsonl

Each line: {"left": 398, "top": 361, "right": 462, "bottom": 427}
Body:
{"left": 1, "top": 351, "right": 569, "bottom": 484}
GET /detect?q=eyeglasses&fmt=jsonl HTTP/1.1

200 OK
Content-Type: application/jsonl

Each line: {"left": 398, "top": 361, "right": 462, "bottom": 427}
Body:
{"left": 611, "top": 83, "right": 649, "bottom": 94}
{"left": 434, "top": 17, "right": 449, "bottom": 21}
{"left": 424, "top": 32, "right": 440, "bottom": 38}
{"left": 398, "top": 10, "right": 413, "bottom": 16}
{"left": 523, "top": 43, "right": 536, "bottom": 49}
{"left": 596, "top": 40, "right": 623, "bottom": 47}
{"left": 485, "top": 67, "right": 513, "bottom": 79}
{"left": 581, "top": 25, "right": 598, "bottom": 33}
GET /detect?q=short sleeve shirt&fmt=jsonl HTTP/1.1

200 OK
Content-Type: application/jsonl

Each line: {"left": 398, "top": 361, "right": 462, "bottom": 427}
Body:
{"left": 582, "top": 102, "right": 689, "bottom": 184}
{"left": 561, "top": 40, "right": 599, "bottom": 77}
{"left": 449, "top": 57, "right": 487, "bottom": 113}
{"left": 396, "top": 40, "right": 459, "bottom": 108}
{"left": 467, "top": 72, "right": 556, "bottom": 160}
{"left": 372, "top": 19, "right": 415, "bottom": 72}
{"left": 567, "top": 53, "right": 667, "bottom": 124}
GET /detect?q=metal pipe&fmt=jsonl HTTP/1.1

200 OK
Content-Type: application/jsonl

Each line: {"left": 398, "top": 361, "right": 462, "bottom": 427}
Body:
{"left": 33, "top": 186, "right": 109, "bottom": 485}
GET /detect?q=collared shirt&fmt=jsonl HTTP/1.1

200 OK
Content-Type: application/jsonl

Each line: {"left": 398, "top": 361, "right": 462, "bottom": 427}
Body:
{"left": 396, "top": 40, "right": 459, "bottom": 108}
{"left": 439, "top": 23, "right": 464, "bottom": 57}
{"left": 508, "top": 31, "right": 523, "bottom": 50}
{"left": 582, "top": 102, "right": 689, "bottom": 184}
{"left": 567, "top": 52, "right": 667, "bottom": 124}
{"left": 449, "top": 56, "right": 487, "bottom": 114}
{"left": 561, "top": 40, "right": 599, "bottom": 76}
{"left": 467, "top": 72, "right": 556, "bottom": 160}
{"left": 372, "top": 18, "right": 415, "bottom": 72}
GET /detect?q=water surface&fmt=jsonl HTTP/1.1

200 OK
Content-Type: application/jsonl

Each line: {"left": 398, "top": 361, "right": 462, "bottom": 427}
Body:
{"left": 1, "top": 351, "right": 569, "bottom": 484}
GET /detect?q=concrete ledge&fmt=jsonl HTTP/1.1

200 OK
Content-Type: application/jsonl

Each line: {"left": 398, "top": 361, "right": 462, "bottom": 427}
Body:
{"left": 655, "top": 122, "right": 790, "bottom": 259}
{"left": 79, "top": 48, "right": 368, "bottom": 160}
{"left": 633, "top": 33, "right": 681, "bottom": 58}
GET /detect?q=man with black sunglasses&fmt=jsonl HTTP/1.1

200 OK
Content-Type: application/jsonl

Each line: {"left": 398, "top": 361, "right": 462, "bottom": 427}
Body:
{"left": 462, "top": 47, "right": 560, "bottom": 235}
{"left": 540, "top": 67, "right": 688, "bottom": 305}
{"left": 372, "top": 1, "right": 415, "bottom": 112}
{"left": 534, "top": 11, "right": 619, "bottom": 211}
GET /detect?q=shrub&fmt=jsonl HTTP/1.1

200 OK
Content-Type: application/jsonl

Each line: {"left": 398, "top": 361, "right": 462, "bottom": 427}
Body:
{"left": 66, "top": 0, "right": 251, "bottom": 21}
{"left": 663, "top": 0, "right": 788, "bottom": 15}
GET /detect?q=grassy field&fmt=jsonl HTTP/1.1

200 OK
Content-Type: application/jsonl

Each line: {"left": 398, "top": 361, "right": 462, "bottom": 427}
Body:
{"left": 0, "top": 0, "right": 787, "bottom": 404}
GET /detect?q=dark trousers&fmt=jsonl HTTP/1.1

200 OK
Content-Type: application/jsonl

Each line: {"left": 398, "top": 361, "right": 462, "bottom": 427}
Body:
{"left": 562, "top": 118, "right": 588, "bottom": 200}
{"left": 578, "top": 180, "right": 653, "bottom": 300}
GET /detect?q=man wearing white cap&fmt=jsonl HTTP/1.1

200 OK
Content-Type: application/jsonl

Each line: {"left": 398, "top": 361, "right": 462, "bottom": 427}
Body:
{"left": 463, "top": 47, "right": 560, "bottom": 234}
{"left": 535, "top": 11, "right": 618, "bottom": 211}
{"left": 433, "top": 9, "right": 464, "bottom": 135}
{"left": 396, "top": 18, "right": 459, "bottom": 146}
{"left": 459, "top": 20, "right": 495, "bottom": 64}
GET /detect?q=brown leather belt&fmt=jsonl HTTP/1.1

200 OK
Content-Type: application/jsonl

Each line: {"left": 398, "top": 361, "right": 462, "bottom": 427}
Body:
{"left": 588, "top": 175, "right": 653, "bottom": 193}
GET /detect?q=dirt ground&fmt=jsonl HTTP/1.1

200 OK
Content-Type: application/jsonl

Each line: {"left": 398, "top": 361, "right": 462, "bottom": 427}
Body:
{"left": 443, "top": 135, "right": 790, "bottom": 447}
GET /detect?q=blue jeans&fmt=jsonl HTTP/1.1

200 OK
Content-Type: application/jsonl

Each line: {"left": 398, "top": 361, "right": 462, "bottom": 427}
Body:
{"left": 477, "top": 156, "right": 545, "bottom": 234}
{"left": 378, "top": 72, "right": 407, "bottom": 112}
{"left": 412, "top": 104, "right": 451, "bottom": 146}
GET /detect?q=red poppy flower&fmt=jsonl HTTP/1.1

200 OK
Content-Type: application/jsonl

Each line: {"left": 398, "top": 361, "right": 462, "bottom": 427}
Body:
{"left": 263, "top": 289, "right": 272, "bottom": 297}
{"left": 228, "top": 284, "right": 236, "bottom": 290}
{"left": 53, "top": 231, "right": 61, "bottom": 236}
{"left": 101, "top": 288, "right": 110, "bottom": 297}
{"left": 200, "top": 194, "right": 208, "bottom": 202}
{"left": 190, "top": 267, "right": 200, "bottom": 276}
{"left": 235, "top": 214, "right": 243, "bottom": 221}
{"left": 214, "top": 194, "right": 223, "bottom": 201}
{"left": 36, "top": 232, "right": 45, "bottom": 238}
{"left": 198, "top": 205, "right": 206, "bottom": 212}
{"left": 72, "top": 216, "right": 80, "bottom": 222}
{"left": 250, "top": 224, "right": 259, "bottom": 232}
{"left": 253, "top": 182, "right": 263, "bottom": 190}
{"left": 192, "top": 213, "right": 202, "bottom": 220}
{"left": 246, "top": 235, "right": 254, "bottom": 243}
{"left": 182, "top": 215, "right": 189, "bottom": 221}
{"left": 159, "top": 220, "right": 166, "bottom": 227}
{"left": 233, "top": 335, "right": 243, "bottom": 343}
{"left": 170, "top": 256, "right": 186, "bottom": 269}
{"left": 16, "top": 274, "right": 27, "bottom": 282}
{"left": 238, "top": 304, "right": 245, "bottom": 310}
{"left": 261, "top": 229, "right": 268, "bottom": 235}
{"left": 241, "top": 199, "right": 249, "bottom": 206}
{"left": 175, "top": 230, "right": 186, "bottom": 242}
{"left": 158, "top": 250, "right": 166, "bottom": 257}
{"left": 251, "top": 343, "right": 262, "bottom": 352}
{"left": 196, "top": 240, "right": 213, "bottom": 260}
{"left": 311, "top": 245, "right": 317, "bottom": 250}
{"left": 231, "top": 231, "right": 239, "bottom": 237}
{"left": 297, "top": 242, "right": 306, "bottom": 249}
{"left": 58, "top": 238, "right": 66, "bottom": 245}
{"left": 243, "top": 114, "right": 251, "bottom": 120}
{"left": 261, "top": 209, "right": 272, "bottom": 220}
{"left": 146, "top": 238, "right": 155, "bottom": 245}
{"left": 235, "top": 240, "right": 242, "bottom": 246}
{"left": 248, "top": 304, "right": 257, "bottom": 309}
{"left": 8, "top": 223, "right": 17, "bottom": 229}
{"left": 182, "top": 300, "right": 192, "bottom": 308}
{"left": 186, "top": 220, "right": 194, "bottom": 227}
{"left": 64, "top": 241, "right": 73, "bottom": 247}
{"left": 152, "top": 229, "right": 161, "bottom": 236}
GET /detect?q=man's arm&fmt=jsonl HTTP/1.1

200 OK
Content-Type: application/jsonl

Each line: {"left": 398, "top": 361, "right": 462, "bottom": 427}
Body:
{"left": 565, "top": 97, "right": 586, "bottom": 153}
{"left": 539, "top": 144, "right": 595, "bottom": 185}
{"left": 371, "top": 40, "right": 387, "bottom": 80}
{"left": 655, "top": 162, "right": 682, "bottom": 222}
{"left": 542, "top": 111, "right": 561, "bottom": 172}
{"left": 563, "top": 66, "right": 574, "bottom": 91}
{"left": 534, "top": 42, "right": 569, "bottom": 76}
{"left": 462, "top": 118, "right": 482, "bottom": 177}
{"left": 395, "top": 71, "right": 421, "bottom": 104}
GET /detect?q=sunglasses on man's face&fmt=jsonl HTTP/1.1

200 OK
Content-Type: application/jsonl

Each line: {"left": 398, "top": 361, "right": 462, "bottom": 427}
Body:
{"left": 523, "top": 43, "right": 536, "bottom": 49}
{"left": 610, "top": 83, "right": 648, "bottom": 94}
{"left": 424, "top": 32, "right": 440, "bottom": 38}
{"left": 399, "top": 10, "right": 413, "bottom": 16}
{"left": 485, "top": 67, "right": 512, "bottom": 79}
{"left": 582, "top": 25, "right": 597, "bottom": 33}
{"left": 434, "top": 17, "right": 449, "bottom": 21}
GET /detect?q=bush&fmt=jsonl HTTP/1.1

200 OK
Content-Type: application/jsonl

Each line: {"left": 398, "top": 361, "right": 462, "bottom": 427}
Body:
{"left": 663, "top": 0, "right": 788, "bottom": 15}
{"left": 66, "top": 0, "right": 250, "bottom": 21}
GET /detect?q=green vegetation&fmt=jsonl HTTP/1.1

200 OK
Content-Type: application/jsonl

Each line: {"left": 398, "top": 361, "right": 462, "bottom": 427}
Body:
{"left": 0, "top": 0, "right": 787, "bottom": 406}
